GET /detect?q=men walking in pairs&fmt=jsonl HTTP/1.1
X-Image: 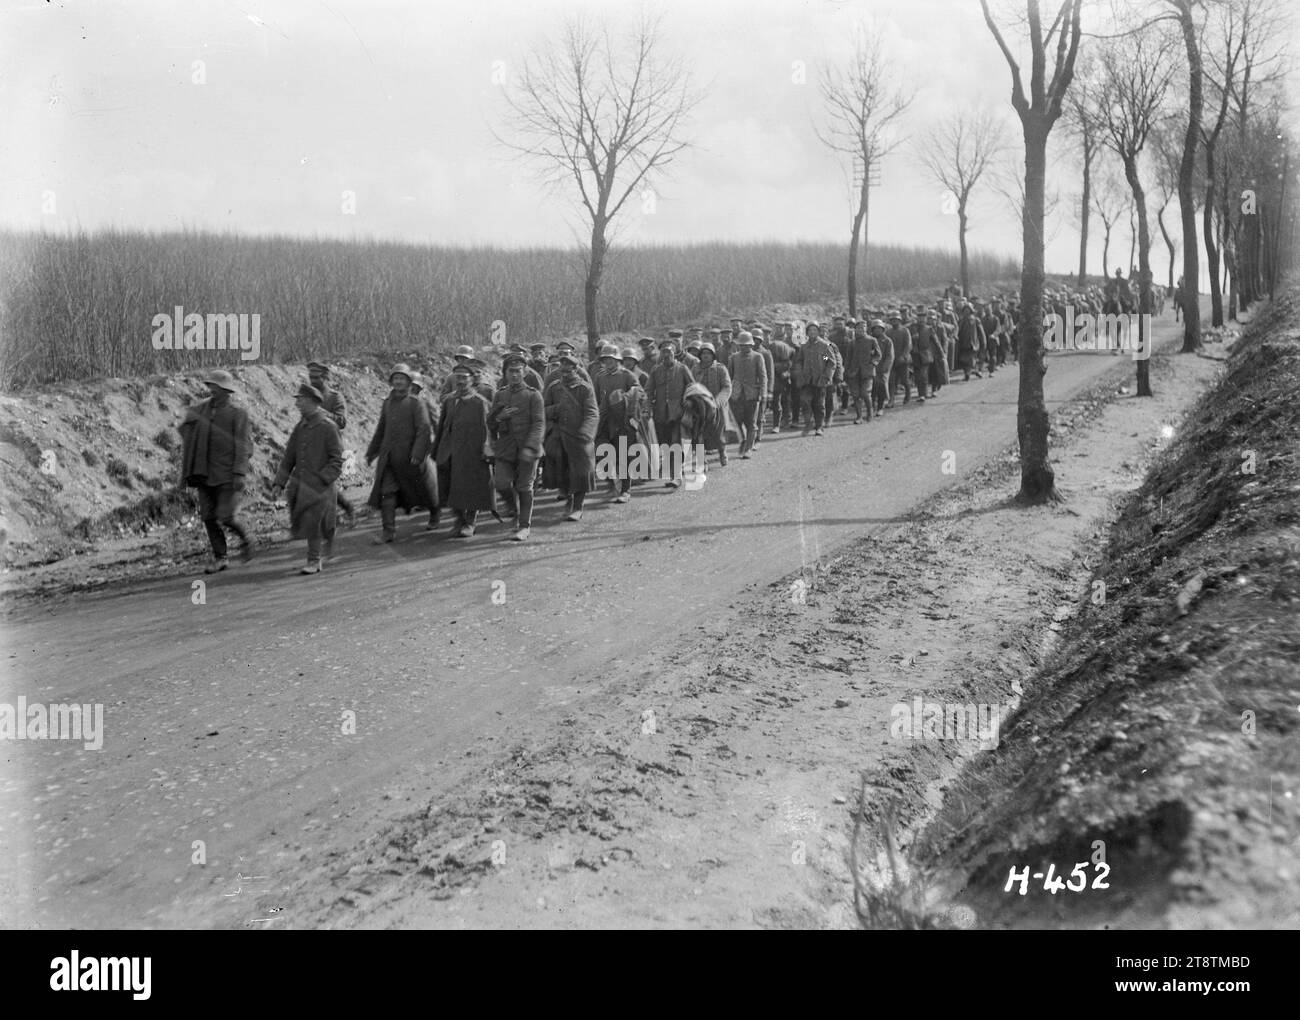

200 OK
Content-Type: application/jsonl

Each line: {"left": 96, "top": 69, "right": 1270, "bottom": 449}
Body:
{"left": 271, "top": 381, "right": 343, "bottom": 574}
{"left": 179, "top": 369, "right": 254, "bottom": 573}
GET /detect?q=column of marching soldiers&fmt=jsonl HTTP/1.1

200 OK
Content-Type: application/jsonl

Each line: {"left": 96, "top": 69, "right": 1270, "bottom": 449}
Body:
{"left": 180, "top": 288, "right": 1026, "bottom": 575}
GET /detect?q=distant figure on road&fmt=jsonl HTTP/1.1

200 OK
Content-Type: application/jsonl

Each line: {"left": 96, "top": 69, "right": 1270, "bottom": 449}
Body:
{"left": 270, "top": 381, "right": 343, "bottom": 575}
{"left": 728, "top": 331, "right": 767, "bottom": 458}
{"left": 179, "top": 369, "right": 253, "bottom": 573}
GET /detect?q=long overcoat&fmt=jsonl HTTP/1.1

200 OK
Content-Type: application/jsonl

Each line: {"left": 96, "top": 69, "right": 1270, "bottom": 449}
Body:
{"left": 365, "top": 393, "right": 439, "bottom": 513}
{"left": 432, "top": 389, "right": 495, "bottom": 511}
{"left": 274, "top": 410, "right": 343, "bottom": 539}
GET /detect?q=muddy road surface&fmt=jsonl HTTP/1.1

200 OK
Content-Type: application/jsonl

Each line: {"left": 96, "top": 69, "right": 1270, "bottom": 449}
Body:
{"left": 1, "top": 338, "right": 1174, "bottom": 928}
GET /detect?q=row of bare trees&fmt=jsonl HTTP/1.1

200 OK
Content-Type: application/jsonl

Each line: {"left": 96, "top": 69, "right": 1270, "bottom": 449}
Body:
{"left": 495, "top": 1, "right": 1294, "bottom": 505}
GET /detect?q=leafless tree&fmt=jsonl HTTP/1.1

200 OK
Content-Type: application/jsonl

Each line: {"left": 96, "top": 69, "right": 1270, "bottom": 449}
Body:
{"left": 1063, "top": 56, "right": 1104, "bottom": 287}
{"left": 1150, "top": 116, "right": 1186, "bottom": 289}
{"left": 915, "top": 110, "right": 1006, "bottom": 296}
{"left": 1091, "top": 24, "right": 1176, "bottom": 397}
{"left": 1166, "top": 0, "right": 1205, "bottom": 351}
{"left": 497, "top": 13, "right": 702, "bottom": 358}
{"left": 815, "top": 30, "right": 914, "bottom": 316}
{"left": 981, "top": 0, "right": 1085, "bottom": 505}
{"left": 1091, "top": 167, "right": 1127, "bottom": 276}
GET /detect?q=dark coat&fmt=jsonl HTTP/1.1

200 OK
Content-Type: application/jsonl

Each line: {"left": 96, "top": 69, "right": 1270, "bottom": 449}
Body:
{"left": 365, "top": 393, "right": 439, "bottom": 513}
{"left": 488, "top": 384, "right": 545, "bottom": 462}
{"left": 433, "top": 390, "right": 495, "bottom": 511}
{"left": 543, "top": 376, "right": 599, "bottom": 493}
{"left": 847, "top": 335, "right": 882, "bottom": 379}
{"left": 274, "top": 409, "right": 343, "bottom": 539}
{"left": 179, "top": 396, "right": 251, "bottom": 488}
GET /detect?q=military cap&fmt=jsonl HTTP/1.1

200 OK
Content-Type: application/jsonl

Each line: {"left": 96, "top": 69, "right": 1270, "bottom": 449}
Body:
{"left": 707, "top": 327, "right": 721, "bottom": 336}
{"left": 598, "top": 344, "right": 620, "bottom": 360}
{"left": 529, "top": 342, "right": 546, "bottom": 351}
{"left": 296, "top": 381, "right": 323, "bottom": 402}
{"left": 639, "top": 337, "right": 657, "bottom": 347}
{"left": 668, "top": 329, "right": 684, "bottom": 339}
{"left": 306, "top": 361, "right": 330, "bottom": 375}
{"left": 451, "top": 363, "right": 473, "bottom": 376}
{"left": 555, "top": 340, "right": 576, "bottom": 352}
{"left": 620, "top": 346, "right": 641, "bottom": 362}
{"left": 453, "top": 345, "right": 474, "bottom": 359}
{"left": 388, "top": 363, "right": 413, "bottom": 383}
{"left": 736, "top": 331, "right": 754, "bottom": 346}
{"left": 657, "top": 339, "right": 676, "bottom": 350}
{"left": 698, "top": 341, "right": 716, "bottom": 355}
{"left": 409, "top": 372, "right": 425, "bottom": 392}
{"left": 558, "top": 352, "right": 579, "bottom": 366}
{"left": 686, "top": 340, "right": 702, "bottom": 353}
{"left": 204, "top": 369, "right": 237, "bottom": 392}
{"left": 502, "top": 352, "right": 527, "bottom": 369}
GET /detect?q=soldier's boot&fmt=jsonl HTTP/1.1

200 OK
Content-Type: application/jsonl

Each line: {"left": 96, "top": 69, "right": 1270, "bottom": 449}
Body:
{"left": 373, "top": 496, "right": 397, "bottom": 543}
{"left": 516, "top": 490, "right": 534, "bottom": 530}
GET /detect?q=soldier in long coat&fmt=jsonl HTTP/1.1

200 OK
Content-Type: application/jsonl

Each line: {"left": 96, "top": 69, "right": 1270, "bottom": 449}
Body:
{"left": 488, "top": 354, "right": 545, "bottom": 540}
{"left": 694, "top": 341, "right": 733, "bottom": 466}
{"left": 543, "top": 353, "right": 599, "bottom": 521}
{"left": 432, "top": 364, "right": 495, "bottom": 538}
{"left": 646, "top": 340, "right": 694, "bottom": 487}
{"left": 271, "top": 381, "right": 343, "bottom": 574}
{"left": 308, "top": 361, "right": 356, "bottom": 526}
{"left": 365, "top": 363, "right": 439, "bottom": 543}
{"left": 180, "top": 369, "right": 254, "bottom": 572}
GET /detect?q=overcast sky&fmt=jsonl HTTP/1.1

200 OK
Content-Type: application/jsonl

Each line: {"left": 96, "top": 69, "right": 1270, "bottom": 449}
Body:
{"left": 3, "top": 0, "right": 1296, "bottom": 278}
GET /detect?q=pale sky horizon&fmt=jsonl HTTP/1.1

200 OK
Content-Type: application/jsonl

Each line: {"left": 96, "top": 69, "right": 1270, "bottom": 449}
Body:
{"left": 4, "top": 0, "right": 1297, "bottom": 284}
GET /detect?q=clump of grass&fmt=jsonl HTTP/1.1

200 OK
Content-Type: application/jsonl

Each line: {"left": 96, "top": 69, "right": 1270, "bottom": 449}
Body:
{"left": 81, "top": 448, "right": 100, "bottom": 467}
{"left": 105, "top": 457, "right": 131, "bottom": 486}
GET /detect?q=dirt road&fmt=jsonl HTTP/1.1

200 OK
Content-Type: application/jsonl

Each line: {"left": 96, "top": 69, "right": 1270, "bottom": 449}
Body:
{"left": 0, "top": 333, "right": 1182, "bottom": 929}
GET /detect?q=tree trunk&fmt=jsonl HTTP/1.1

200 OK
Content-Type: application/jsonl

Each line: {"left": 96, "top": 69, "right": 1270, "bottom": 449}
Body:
{"left": 1156, "top": 202, "right": 1176, "bottom": 288}
{"left": 848, "top": 178, "right": 869, "bottom": 317}
{"left": 958, "top": 206, "right": 970, "bottom": 297}
{"left": 1102, "top": 226, "right": 1111, "bottom": 280}
{"left": 1175, "top": 0, "right": 1202, "bottom": 351}
{"left": 1204, "top": 169, "right": 1223, "bottom": 326}
{"left": 1077, "top": 153, "right": 1091, "bottom": 287}
{"left": 584, "top": 219, "right": 608, "bottom": 362}
{"left": 1016, "top": 120, "right": 1058, "bottom": 504}
{"left": 1124, "top": 156, "right": 1153, "bottom": 397}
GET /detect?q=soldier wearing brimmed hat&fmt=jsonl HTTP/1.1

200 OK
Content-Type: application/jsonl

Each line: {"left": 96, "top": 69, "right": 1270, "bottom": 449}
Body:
{"left": 270, "top": 381, "right": 344, "bottom": 573}
{"left": 307, "top": 361, "right": 357, "bottom": 527}
{"left": 441, "top": 345, "right": 478, "bottom": 396}
{"left": 727, "top": 331, "right": 767, "bottom": 458}
{"left": 591, "top": 344, "right": 640, "bottom": 500}
{"left": 846, "top": 321, "right": 882, "bottom": 423}
{"left": 179, "top": 369, "right": 254, "bottom": 572}
{"left": 886, "top": 311, "right": 913, "bottom": 407}
{"left": 646, "top": 339, "right": 694, "bottom": 487}
{"left": 693, "top": 340, "right": 733, "bottom": 467}
{"left": 432, "top": 363, "right": 494, "bottom": 538}
{"left": 365, "top": 363, "right": 439, "bottom": 543}
{"left": 620, "top": 346, "right": 649, "bottom": 388}
{"left": 543, "top": 352, "right": 599, "bottom": 520}
{"left": 488, "top": 353, "right": 545, "bottom": 540}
